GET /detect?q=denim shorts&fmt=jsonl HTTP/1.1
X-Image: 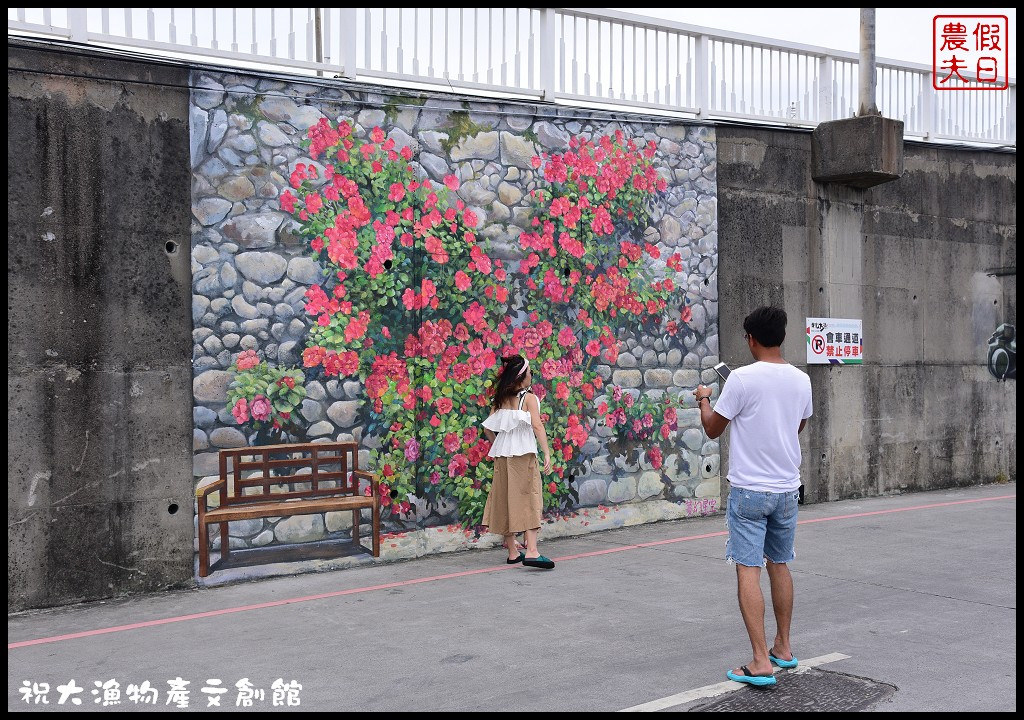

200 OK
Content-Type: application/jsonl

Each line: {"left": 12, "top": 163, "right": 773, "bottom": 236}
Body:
{"left": 725, "top": 487, "right": 800, "bottom": 567}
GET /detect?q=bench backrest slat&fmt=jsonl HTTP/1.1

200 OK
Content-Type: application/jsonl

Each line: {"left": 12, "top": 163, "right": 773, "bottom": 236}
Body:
{"left": 235, "top": 470, "right": 349, "bottom": 487}
{"left": 219, "top": 442, "right": 362, "bottom": 506}
{"left": 311, "top": 446, "right": 319, "bottom": 496}
{"left": 233, "top": 449, "right": 242, "bottom": 502}
{"left": 341, "top": 447, "right": 350, "bottom": 494}
{"left": 262, "top": 450, "right": 270, "bottom": 498}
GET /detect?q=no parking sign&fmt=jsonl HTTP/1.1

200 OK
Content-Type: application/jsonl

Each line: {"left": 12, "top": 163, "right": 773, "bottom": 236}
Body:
{"left": 807, "top": 318, "right": 863, "bottom": 365}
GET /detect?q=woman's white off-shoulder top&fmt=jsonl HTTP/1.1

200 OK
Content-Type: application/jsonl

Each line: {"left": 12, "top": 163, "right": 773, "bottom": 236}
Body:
{"left": 481, "top": 390, "right": 538, "bottom": 458}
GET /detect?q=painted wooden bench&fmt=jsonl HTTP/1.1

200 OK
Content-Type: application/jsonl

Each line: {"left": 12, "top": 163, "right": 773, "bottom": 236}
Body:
{"left": 196, "top": 442, "right": 380, "bottom": 577}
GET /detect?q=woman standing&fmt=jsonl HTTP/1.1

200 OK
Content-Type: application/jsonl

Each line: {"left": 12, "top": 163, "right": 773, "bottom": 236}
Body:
{"left": 481, "top": 355, "right": 555, "bottom": 569}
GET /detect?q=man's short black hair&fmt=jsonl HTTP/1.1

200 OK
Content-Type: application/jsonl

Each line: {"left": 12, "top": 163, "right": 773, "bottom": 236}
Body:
{"left": 743, "top": 306, "right": 787, "bottom": 347}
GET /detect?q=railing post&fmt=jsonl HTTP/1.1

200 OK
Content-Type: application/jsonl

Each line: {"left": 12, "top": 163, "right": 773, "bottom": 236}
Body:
{"left": 68, "top": 7, "right": 88, "bottom": 42}
{"left": 922, "top": 70, "right": 935, "bottom": 140}
{"left": 539, "top": 8, "right": 557, "bottom": 100}
{"left": 337, "top": 8, "right": 358, "bottom": 79}
{"left": 1007, "top": 84, "right": 1017, "bottom": 146}
{"left": 694, "top": 34, "right": 709, "bottom": 117}
{"left": 817, "top": 56, "right": 833, "bottom": 122}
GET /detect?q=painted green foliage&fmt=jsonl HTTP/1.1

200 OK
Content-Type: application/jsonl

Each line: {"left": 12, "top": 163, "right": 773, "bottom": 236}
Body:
{"left": 229, "top": 116, "right": 694, "bottom": 526}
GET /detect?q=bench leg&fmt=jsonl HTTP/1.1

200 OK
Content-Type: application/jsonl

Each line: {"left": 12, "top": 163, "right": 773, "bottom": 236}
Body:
{"left": 198, "top": 521, "right": 210, "bottom": 578}
{"left": 219, "top": 521, "right": 230, "bottom": 561}
{"left": 372, "top": 500, "right": 380, "bottom": 558}
{"left": 352, "top": 508, "right": 361, "bottom": 550}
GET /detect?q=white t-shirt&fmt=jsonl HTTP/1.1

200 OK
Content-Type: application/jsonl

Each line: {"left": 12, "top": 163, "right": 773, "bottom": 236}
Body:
{"left": 713, "top": 361, "right": 813, "bottom": 492}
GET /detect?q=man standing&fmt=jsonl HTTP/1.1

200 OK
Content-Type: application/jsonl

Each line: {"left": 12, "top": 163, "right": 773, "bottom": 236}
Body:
{"left": 694, "top": 306, "right": 812, "bottom": 686}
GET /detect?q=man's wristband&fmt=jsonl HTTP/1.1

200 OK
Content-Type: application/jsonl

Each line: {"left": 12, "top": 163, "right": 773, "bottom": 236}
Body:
{"left": 697, "top": 396, "right": 711, "bottom": 405}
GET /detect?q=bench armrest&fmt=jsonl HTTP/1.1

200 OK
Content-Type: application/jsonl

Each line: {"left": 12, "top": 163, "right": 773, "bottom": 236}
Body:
{"left": 196, "top": 477, "right": 226, "bottom": 515}
{"left": 351, "top": 469, "right": 379, "bottom": 499}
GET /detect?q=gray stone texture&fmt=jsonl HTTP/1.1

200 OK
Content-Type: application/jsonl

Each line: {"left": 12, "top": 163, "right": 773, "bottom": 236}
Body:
{"left": 235, "top": 252, "right": 287, "bottom": 284}
{"left": 274, "top": 515, "right": 325, "bottom": 544}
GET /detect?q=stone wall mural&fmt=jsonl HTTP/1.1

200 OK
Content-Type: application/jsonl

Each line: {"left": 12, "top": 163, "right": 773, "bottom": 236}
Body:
{"left": 190, "top": 71, "right": 720, "bottom": 580}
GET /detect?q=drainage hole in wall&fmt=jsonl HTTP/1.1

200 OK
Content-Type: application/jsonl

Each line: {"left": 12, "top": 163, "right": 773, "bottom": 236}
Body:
{"left": 912, "top": 295, "right": 917, "bottom": 301}
{"left": 167, "top": 503, "right": 179, "bottom": 515}
{"left": 164, "top": 240, "right": 179, "bottom": 255}
{"left": 913, "top": 446, "right": 919, "bottom": 453}
{"left": 818, "top": 287, "right": 824, "bottom": 293}
{"left": 821, "top": 453, "right": 827, "bottom": 461}
{"left": 384, "top": 259, "right": 393, "bottom": 270}
{"left": 705, "top": 463, "right": 712, "bottom": 473}
{"left": 993, "top": 299, "right": 998, "bottom": 305}
{"left": 704, "top": 277, "right": 710, "bottom": 286}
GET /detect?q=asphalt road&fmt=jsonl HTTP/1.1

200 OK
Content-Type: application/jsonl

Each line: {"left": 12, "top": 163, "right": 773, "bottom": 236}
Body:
{"left": 8, "top": 483, "right": 1016, "bottom": 712}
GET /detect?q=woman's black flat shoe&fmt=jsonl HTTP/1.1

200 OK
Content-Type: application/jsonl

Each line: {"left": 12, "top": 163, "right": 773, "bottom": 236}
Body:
{"left": 522, "top": 555, "right": 555, "bottom": 569}
{"left": 506, "top": 552, "right": 525, "bottom": 564}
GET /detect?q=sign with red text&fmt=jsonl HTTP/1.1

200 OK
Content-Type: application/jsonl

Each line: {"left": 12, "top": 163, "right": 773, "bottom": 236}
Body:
{"left": 807, "top": 318, "right": 863, "bottom": 365}
{"left": 933, "top": 15, "right": 1009, "bottom": 90}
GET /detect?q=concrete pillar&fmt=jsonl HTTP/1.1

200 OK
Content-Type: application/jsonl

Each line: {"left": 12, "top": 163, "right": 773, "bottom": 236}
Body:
{"left": 859, "top": 8, "right": 878, "bottom": 116}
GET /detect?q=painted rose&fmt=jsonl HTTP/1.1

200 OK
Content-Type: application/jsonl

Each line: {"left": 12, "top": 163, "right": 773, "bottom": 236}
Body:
{"left": 388, "top": 182, "right": 406, "bottom": 202}
{"left": 250, "top": 395, "right": 272, "bottom": 422}
{"left": 443, "top": 432, "right": 461, "bottom": 453}
{"left": 448, "top": 454, "right": 468, "bottom": 477}
{"left": 231, "top": 397, "right": 249, "bottom": 424}
{"left": 648, "top": 446, "right": 663, "bottom": 470}
{"left": 404, "top": 438, "right": 421, "bottom": 463}
{"left": 235, "top": 349, "right": 260, "bottom": 371}
{"left": 279, "top": 190, "right": 297, "bottom": 213}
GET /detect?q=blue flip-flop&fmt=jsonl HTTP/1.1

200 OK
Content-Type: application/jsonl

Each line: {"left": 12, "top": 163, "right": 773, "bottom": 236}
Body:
{"left": 769, "top": 649, "right": 799, "bottom": 669}
{"left": 726, "top": 665, "right": 777, "bottom": 686}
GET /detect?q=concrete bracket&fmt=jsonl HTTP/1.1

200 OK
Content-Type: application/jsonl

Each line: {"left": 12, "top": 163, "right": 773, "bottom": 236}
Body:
{"left": 811, "top": 115, "right": 905, "bottom": 190}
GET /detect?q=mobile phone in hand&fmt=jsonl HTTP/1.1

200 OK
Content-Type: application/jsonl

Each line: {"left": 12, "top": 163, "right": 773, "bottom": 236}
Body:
{"left": 713, "top": 362, "right": 731, "bottom": 382}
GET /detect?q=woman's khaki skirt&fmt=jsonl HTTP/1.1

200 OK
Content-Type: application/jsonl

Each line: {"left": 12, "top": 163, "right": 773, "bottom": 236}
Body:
{"left": 482, "top": 453, "right": 543, "bottom": 534}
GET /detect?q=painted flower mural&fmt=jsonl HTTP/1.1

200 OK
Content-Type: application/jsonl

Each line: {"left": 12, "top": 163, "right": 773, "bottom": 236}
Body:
{"left": 190, "top": 74, "right": 721, "bottom": 561}
{"left": 268, "top": 118, "right": 692, "bottom": 525}
{"left": 226, "top": 357, "right": 306, "bottom": 445}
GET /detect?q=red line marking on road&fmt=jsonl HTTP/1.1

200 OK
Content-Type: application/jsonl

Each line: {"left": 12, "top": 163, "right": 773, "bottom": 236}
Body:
{"left": 795, "top": 495, "right": 1015, "bottom": 523}
{"left": 555, "top": 531, "right": 729, "bottom": 561}
{"left": 9, "top": 494, "right": 1013, "bottom": 650}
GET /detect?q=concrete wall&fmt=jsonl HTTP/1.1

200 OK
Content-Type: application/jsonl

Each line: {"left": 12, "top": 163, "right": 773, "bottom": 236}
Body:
{"left": 8, "top": 41, "right": 195, "bottom": 611}
{"left": 717, "top": 127, "right": 1016, "bottom": 504}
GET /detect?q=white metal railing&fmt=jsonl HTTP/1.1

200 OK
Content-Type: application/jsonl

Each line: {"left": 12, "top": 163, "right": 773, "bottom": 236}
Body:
{"left": 8, "top": 7, "right": 1016, "bottom": 146}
